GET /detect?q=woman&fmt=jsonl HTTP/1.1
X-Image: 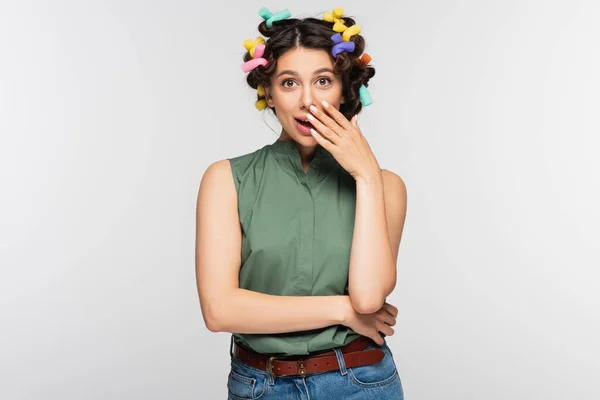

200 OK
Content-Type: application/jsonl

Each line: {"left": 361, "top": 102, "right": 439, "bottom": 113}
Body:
{"left": 196, "top": 7, "right": 408, "bottom": 399}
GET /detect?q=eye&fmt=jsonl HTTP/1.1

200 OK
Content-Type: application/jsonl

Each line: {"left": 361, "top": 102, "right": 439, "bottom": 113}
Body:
{"left": 317, "top": 77, "right": 332, "bottom": 86}
{"left": 280, "top": 77, "right": 333, "bottom": 88}
{"left": 281, "top": 79, "right": 296, "bottom": 88}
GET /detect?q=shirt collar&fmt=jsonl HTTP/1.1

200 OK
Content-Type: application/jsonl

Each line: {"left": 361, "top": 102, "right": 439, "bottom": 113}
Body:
{"left": 270, "top": 137, "right": 334, "bottom": 160}
{"left": 269, "top": 137, "right": 337, "bottom": 182}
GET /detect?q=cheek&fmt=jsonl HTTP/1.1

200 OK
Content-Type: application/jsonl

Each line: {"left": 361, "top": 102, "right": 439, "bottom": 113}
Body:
{"left": 323, "top": 83, "right": 343, "bottom": 101}
{"left": 272, "top": 92, "right": 297, "bottom": 109}
{"left": 322, "top": 93, "right": 343, "bottom": 107}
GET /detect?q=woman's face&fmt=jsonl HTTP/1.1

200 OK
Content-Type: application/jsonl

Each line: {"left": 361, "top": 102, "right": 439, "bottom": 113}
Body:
{"left": 265, "top": 47, "right": 345, "bottom": 146}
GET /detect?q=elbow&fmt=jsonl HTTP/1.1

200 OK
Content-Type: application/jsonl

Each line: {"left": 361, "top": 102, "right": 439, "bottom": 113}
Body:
{"left": 201, "top": 287, "right": 238, "bottom": 332}
{"left": 350, "top": 295, "right": 385, "bottom": 315}
{"left": 205, "top": 314, "right": 222, "bottom": 333}
{"left": 349, "top": 279, "right": 395, "bottom": 314}
{"left": 202, "top": 299, "right": 227, "bottom": 333}
{"left": 349, "top": 268, "right": 397, "bottom": 314}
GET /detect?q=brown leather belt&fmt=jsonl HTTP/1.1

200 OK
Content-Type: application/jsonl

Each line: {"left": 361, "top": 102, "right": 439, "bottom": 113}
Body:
{"left": 231, "top": 335, "right": 384, "bottom": 377}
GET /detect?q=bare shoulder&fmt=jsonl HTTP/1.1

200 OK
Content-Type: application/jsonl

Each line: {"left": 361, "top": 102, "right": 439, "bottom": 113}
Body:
{"left": 196, "top": 158, "right": 239, "bottom": 230}
{"left": 198, "top": 159, "right": 236, "bottom": 198}
{"left": 381, "top": 168, "right": 407, "bottom": 198}
{"left": 201, "top": 159, "right": 234, "bottom": 185}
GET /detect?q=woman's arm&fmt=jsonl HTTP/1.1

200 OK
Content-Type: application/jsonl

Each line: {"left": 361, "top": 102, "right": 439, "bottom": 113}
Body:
{"left": 207, "top": 288, "right": 350, "bottom": 334}
{"left": 195, "top": 159, "right": 349, "bottom": 333}
{"left": 211, "top": 288, "right": 398, "bottom": 348}
{"left": 348, "top": 169, "right": 407, "bottom": 314}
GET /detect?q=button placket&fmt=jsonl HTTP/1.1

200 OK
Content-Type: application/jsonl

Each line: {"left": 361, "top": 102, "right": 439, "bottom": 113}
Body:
{"left": 296, "top": 208, "right": 314, "bottom": 295}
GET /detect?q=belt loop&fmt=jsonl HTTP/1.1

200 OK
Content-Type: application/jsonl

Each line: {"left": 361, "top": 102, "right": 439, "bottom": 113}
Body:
{"left": 333, "top": 347, "right": 348, "bottom": 376}
{"left": 229, "top": 335, "right": 234, "bottom": 359}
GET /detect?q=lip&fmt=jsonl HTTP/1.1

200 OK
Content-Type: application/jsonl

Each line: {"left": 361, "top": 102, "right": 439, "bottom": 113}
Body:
{"left": 295, "top": 117, "right": 313, "bottom": 135}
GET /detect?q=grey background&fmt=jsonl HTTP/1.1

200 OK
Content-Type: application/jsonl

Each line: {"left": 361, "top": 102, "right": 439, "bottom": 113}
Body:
{"left": 1, "top": 0, "right": 599, "bottom": 399}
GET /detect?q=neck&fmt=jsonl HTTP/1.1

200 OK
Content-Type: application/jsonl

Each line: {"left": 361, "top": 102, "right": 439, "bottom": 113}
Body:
{"left": 279, "top": 129, "right": 318, "bottom": 165}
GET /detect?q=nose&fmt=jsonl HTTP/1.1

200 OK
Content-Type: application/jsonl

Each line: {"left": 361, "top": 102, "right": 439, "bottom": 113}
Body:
{"left": 300, "top": 86, "right": 315, "bottom": 111}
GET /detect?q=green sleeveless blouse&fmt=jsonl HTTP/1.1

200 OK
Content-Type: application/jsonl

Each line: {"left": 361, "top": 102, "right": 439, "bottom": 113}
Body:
{"left": 227, "top": 137, "right": 362, "bottom": 356}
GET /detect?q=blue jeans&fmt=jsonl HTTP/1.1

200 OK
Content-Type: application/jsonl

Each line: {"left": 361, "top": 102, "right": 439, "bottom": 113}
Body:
{"left": 227, "top": 338, "right": 404, "bottom": 399}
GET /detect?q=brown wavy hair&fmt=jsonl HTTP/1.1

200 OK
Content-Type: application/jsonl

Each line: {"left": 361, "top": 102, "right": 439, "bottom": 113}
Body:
{"left": 243, "top": 15, "right": 376, "bottom": 121}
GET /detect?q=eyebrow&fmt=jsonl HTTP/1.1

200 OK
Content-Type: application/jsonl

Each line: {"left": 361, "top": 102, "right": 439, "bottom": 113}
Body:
{"left": 275, "top": 68, "right": 335, "bottom": 79}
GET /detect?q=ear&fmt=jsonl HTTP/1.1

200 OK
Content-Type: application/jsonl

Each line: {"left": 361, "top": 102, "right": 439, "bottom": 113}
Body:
{"left": 264, "top": 86, "right": 275, "bottom": 108}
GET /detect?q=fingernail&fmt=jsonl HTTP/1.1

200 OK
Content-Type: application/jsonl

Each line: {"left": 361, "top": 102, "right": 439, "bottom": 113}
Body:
{"left": 309, "top": 105, "right": 318, "bottom": 113}
{"left": 321, "top": 100, "right": 329, "bottom": 108}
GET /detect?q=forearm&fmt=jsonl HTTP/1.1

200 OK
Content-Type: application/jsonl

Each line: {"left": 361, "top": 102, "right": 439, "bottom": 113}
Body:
{"left": 348, "top": 172, "right": 396, "bottom": 313}
{"left": 207, "top": 288, "right": 350, "bottom": 334}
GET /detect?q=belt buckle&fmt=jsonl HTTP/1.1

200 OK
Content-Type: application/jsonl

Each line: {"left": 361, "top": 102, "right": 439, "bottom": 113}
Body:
{"left": 297, "top": 359, "right": 306, "bottom": 376}
{"left": 268, "top": 356, "right": 307, "bottom": 377}
{"left": 267, "top": 356, "right": 279, "bottom": 376}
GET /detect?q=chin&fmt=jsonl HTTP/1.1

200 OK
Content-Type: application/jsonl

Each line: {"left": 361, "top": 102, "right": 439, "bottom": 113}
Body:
{"left": 283, "top": 126, "right": 313, "bottom": 142}
{"left": 292, "top": 133, "right": 318, "bottom": 145}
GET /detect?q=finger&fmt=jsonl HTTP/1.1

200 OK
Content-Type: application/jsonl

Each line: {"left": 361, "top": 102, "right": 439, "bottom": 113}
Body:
{"left": 320, "top": 100, "right": 355, "bottom": 132}
{"left": 383, "top": 313, "right": 396, "bottom": 327}
{"left": 351, "top": 115, "right": 363, "bottom": 136}
{"left": 371, "top": 333, "right": 385, "bottom": 346}
{"left": 385, "top": 302, "right": 398, "bottom": 316}
{"left": 384, "top": 303, "right": 398, "bottom": 318}
{"left": 378, "top": 308, "right": 396, "bottom": 326}
{"left": 308, "top": 104, "right": 346, "bottom": 138}
{"left": 309, "top": 126, "right": 335, "bottom": 149}
{"left": 377, "top": 321, "right": 395, "bottom": 337}
{"left": 306, "top": 111, "right": 341, "bottom": 144}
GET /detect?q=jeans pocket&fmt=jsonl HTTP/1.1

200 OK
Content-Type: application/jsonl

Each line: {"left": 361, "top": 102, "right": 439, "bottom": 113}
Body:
{"left": 227, "top": 358, "right": 268, "bottom": 400}
{"left": 347, "top": 342, "right": 399, "bottom": 388}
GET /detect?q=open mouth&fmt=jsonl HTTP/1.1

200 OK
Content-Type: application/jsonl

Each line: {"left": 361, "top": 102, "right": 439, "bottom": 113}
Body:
{"left": 295, "top": 118, "right": 312, "bottom": 128}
